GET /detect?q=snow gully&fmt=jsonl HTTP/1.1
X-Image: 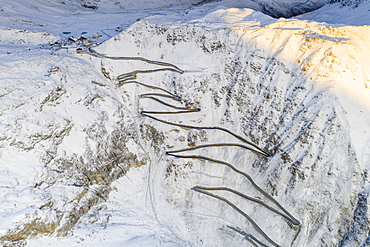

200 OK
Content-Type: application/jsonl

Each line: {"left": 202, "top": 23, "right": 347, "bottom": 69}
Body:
{"left": 83, "top": 48, "right": 301, "bottom": 246}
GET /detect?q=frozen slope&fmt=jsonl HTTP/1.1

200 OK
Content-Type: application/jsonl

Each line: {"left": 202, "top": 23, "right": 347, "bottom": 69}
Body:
{"left": 298, "top": 0, "right": 370, "bottom": 25}
{"left": 0, "top": 2, "right": 370, "bottom": 247}
{"left": 85, "top": 10, "right": 370, "bottom": 246}
{"left": 0, "top": 29, "right": 153, "bottom": 245}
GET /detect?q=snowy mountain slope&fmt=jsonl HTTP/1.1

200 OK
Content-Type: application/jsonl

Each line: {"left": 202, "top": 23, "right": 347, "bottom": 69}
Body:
{"left": 0, "top": 33, "right": 152, "bottom": 245}
{"left": 0, "top": 1, "right": 370, "bottom": 247}
{"left": 83, "top": 11, "right": 370, "bottom": 246}
{"left": 0, "top": 0, "right": 333, "bottom": 36}
{"left": 252, "top": 0, "right": 328, "bottom": 18}
{"left": 298, "top": 0, "right": 370, "bottom": 25}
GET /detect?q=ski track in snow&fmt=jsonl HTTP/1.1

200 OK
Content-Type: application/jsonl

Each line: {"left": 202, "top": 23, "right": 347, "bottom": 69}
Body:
{"left": 0, "top": 1, "right": 370, "bottom": 246}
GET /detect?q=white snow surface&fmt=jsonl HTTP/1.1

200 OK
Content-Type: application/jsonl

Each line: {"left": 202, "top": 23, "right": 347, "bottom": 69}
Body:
{"left": 1, "top": 1, "right": 370, "bottom": 247}
{"left": 298, "top": 0, "right": 370, "bottom": 26}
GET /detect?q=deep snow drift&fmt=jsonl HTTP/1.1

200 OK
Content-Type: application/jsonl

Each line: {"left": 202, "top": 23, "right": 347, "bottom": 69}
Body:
{"left": 0, "top": 1, "right": 370, "bottom": 247}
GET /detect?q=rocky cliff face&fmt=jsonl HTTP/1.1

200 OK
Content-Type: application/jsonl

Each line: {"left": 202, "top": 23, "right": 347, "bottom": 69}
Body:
{"left": 1, "top": 6, "right": 370, "bottom": 247}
